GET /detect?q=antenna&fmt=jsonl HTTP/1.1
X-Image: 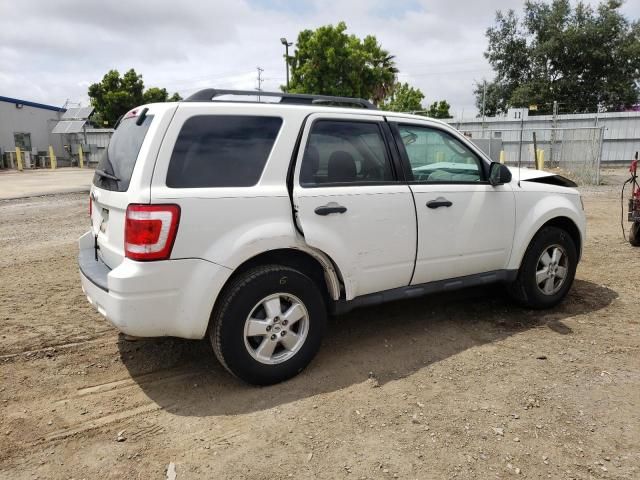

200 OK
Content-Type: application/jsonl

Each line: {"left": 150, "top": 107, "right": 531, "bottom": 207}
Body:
{"left": 256, "top": 66, "right": 264, "bottom": 102}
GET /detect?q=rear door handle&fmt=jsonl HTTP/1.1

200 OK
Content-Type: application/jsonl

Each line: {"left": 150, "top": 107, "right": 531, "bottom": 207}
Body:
{"left": 314, "top": 203, "right": 347, "bottom": 216}
{"left": 426, "top": 198, "right": 453, "bottom": 209}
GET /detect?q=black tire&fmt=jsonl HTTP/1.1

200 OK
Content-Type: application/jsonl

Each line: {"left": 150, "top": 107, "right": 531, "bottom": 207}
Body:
{"left": 507, "top": 226, "right": 577, "bottom": 309}
{"left": 209, "top": 265, "right": 327, "bottom": 385}
{"left": 629, "top": 221, "right": 640, "bottom": 247}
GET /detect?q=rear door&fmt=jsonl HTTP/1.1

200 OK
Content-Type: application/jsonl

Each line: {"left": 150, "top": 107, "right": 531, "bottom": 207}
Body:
{"left": 292, "top": 113, "right": 417, "bottom": 300}
{"left": 90, "top": 104, "right": 177, "bottom": 268}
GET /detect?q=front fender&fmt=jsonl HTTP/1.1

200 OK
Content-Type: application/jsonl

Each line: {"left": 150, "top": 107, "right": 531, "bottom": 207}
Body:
{"left": 507, "top": 192, "right": 585, "bottom": 271}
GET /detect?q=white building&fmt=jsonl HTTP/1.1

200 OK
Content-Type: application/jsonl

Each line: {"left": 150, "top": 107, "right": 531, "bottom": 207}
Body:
{"left": 0, "top": 96, "right": 66, "bottom": 167}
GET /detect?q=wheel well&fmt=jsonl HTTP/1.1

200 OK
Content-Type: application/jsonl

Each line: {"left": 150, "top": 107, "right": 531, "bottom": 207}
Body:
{"left": 224, "top": 249, "right": 336, "bottom": 304}
{"left": 540, "top": 216, "right": 582, "bottom": 259}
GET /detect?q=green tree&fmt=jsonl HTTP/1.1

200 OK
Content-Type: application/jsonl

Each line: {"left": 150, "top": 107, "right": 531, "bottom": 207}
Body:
{"left": 381, "top": 83, "right": 452, "bottom": 118}
{"left": 287, "top": 22, "right": 397, "bottom": 105}
{"left": 426, "top": 100, "right": 452, "bottom": 119}
{"left": 381, "top": 82, "right": 424, "bottom": 112}
{"left": 88, "top": 69, "right": 181, "bottom": 127}
{"left": 477, "top": 0, "right": 640, "bottom": 114}
{"left": 142, "top": 87, "right": 182, "bottom": 104}
{"left": 473, "top": 80, "right": 511, "bottom": 117}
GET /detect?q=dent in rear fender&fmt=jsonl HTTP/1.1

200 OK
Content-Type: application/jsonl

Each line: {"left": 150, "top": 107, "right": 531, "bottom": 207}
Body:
{"left": 507, "top": 193, "right": 585, "bottom": 270}
{"left": 199, "top": 219, "right": 342, "bottom": 301}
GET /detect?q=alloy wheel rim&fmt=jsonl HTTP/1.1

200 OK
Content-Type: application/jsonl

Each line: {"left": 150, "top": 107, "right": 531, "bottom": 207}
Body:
{"left": 243, "top": 293, "right": 309, "bottom": 365}
{"left": 535, "top": 244, "right": 568, "bottom": 296}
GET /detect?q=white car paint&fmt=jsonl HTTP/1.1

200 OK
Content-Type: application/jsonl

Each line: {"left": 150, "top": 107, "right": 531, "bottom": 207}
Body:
{"left": 409, "top": 182, "right": 515, "bottom": 284}
{"left": 292, "top": 112, "right": 417, "bottom": 299}
{"left": 80, "top": 100, "right": 586, "bottom": 339}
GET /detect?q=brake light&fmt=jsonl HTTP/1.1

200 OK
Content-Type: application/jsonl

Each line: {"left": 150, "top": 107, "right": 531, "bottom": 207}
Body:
{"left": 125, "top": 204, "right": 180, "bottom": 261}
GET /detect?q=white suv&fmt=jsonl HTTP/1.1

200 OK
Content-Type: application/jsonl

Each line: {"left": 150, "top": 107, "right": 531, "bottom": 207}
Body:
{"left": 79, "top": 89, "right": 586, "bottom": 385}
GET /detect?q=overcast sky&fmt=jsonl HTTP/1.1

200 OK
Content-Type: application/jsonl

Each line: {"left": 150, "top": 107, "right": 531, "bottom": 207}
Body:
{"left": 1, "top": 0, "right": 638, "bottom": 118}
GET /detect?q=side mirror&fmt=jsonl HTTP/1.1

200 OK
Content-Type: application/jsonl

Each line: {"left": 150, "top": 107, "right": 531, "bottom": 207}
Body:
{"left": 489, "top": 162, "right": 512, "bottom": 186}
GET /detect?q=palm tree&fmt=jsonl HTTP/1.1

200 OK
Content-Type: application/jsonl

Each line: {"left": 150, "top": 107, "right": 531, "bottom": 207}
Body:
{"left": 370, "top": 53, "right": 398, "bottom": 106}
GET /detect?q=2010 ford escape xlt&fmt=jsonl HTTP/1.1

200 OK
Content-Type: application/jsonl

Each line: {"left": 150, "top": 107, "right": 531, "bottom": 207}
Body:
{"left": 79, "top": 89, "right": 586, "bottom": 385}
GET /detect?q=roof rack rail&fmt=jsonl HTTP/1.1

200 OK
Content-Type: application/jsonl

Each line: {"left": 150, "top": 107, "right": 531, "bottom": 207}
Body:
{"left": 184, "top": 89, "right": 377, "bottom": 110}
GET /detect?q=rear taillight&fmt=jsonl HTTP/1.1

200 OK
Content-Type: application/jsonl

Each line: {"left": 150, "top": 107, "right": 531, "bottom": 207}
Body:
{"left": 124, "top": 204, "right": 180, "bottom": 261}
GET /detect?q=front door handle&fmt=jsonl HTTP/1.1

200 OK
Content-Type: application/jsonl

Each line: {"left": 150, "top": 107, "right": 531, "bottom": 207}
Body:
{"left": 426, "top": 198, "right": 453, "bottom": 209}
{"left": 314, "top": 202, "right": 347, "bottom": 216}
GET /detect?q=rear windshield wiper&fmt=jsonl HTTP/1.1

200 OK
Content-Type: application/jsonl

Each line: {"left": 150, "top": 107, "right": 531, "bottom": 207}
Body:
{"left": 95, "top": 169, "right": 120, "bottom": 182}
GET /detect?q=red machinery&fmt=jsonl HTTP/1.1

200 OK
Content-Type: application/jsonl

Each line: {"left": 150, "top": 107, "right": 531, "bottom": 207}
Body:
{"left": 625, "top": 152, "right": 640, "bottom": 246}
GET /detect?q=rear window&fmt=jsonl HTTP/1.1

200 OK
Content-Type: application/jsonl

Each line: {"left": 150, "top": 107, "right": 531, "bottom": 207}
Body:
{"left": 93, "top": 115, "right": 153, "bottom": 192}
{"left": 166, "top": 115, "right": 283, "bottom": 188}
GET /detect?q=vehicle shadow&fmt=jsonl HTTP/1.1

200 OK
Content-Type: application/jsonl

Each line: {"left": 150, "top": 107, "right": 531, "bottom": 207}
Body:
{"left": 118, "top": 279, "right": 617, "bottom": 416}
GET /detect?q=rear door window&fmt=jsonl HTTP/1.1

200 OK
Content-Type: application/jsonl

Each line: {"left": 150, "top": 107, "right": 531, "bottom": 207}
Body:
{"left": 166, "top": 115, "right": 283, "bottom": 188}
{"left": 93, "top": 115, "right": 153, "bottom": 192}
{"left": 299, "top": 120, "right": 394, "bottom": 186}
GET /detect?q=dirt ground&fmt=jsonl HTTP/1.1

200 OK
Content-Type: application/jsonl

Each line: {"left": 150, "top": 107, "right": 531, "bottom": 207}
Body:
{"left": 1, "top": 172, "right": 639, "bottom": 479}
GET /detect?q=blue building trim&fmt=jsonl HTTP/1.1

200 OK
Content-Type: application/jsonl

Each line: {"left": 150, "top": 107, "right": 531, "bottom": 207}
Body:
{"left": 0, "top": 95, "right": 66, "bottom": 113}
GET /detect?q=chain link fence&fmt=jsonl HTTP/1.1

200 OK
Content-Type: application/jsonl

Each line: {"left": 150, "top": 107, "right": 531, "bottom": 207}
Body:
{"left": 461, "top": 126, "right": 605, "bottom": 184}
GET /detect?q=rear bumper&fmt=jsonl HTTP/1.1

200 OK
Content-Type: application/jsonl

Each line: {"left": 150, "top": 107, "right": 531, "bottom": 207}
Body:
{"left": 78, "top": 231, "right": 232, "bottom": 339}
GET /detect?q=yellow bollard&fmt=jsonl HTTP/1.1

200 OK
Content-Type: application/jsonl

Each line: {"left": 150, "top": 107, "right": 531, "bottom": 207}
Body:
{"left": 78, "top": 145, "right": 84, "bottom": 169}
{"left": 538, "top": 149, "right": 544, "bottom": 170}
{"left": 435, "top": 151, "right": 445, "bottom": 163}
{"left": 16, "top": 147, "right": 23, "bottom": 171}
{"left": 49, "top": 146, "right": 57, "bottom": 169}
{"left": 499, "top": 150, "right": 505, "bottom": 164}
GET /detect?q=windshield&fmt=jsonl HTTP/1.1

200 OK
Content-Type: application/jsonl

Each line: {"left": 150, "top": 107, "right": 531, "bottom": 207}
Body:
{"left": 93, "top": 115, "right": 153, "bottom": 192}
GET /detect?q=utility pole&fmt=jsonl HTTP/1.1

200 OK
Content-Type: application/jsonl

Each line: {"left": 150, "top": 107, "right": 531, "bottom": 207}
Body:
{"left": 256, "top": 67, "right": 264, "bottom": 102}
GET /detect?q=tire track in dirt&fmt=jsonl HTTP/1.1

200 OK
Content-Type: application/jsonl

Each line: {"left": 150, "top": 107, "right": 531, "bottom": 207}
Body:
{"left": 44, "top": 404, "right": 167, "bottom": 443}
{"left": 0, "top": 334, "right": 116, "bottom": 363}
{"left": 64, "top": 367, "right": 201, "bottom": 399}
{"left": 4, "top": 366, "right": 204, "bottom": 453}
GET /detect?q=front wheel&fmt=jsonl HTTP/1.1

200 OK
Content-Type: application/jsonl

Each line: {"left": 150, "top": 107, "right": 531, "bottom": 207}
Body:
{"left": 209, "top": 265, "right": 327, "bottom": 385}
{"left": 507, "top": 226, "right": 577, "bottom": 309}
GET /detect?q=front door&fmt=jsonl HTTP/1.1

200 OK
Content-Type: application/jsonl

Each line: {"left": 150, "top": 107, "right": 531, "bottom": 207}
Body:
{"left": 292, "top": 114, "right": 417, "bottom": 300}
{"left": 390, "top": 121, "right": 515, "bottom": 285}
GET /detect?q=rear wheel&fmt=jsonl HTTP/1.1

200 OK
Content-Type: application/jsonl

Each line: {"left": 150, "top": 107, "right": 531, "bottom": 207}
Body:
{"left": 209, "top": 265, "right": 327, "bottom": 385}
{"left": 508, "top": 226, "right": 577, "bottom": 309}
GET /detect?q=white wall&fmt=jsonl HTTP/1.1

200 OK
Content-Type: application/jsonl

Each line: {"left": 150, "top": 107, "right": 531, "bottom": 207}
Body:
{"left": 0, "top": 101, "right": 65, "bottom": 159}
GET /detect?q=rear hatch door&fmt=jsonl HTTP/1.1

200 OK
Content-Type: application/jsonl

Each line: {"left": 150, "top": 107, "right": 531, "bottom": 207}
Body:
{"left": 89, "top": 105, "right": 176, "bottom": 268}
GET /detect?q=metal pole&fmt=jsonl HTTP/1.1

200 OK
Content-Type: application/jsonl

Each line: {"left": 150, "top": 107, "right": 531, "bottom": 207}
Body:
{"left": 550, "top": 100, "right": 558, "bottom": 166}
{"left": 481, "top": 80, "right": 486, "bottom": 132}
{"left": 532, "top": 131, "right": 538, "bottom": 169}
{"left": 285, "top": 43, "right": 290, "bottom": 90}
{"left": 517, "top": 114, "right": 524, "bottom": 185}
{"left": 596, "top": 125, "right": 605, "bottom": 185}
